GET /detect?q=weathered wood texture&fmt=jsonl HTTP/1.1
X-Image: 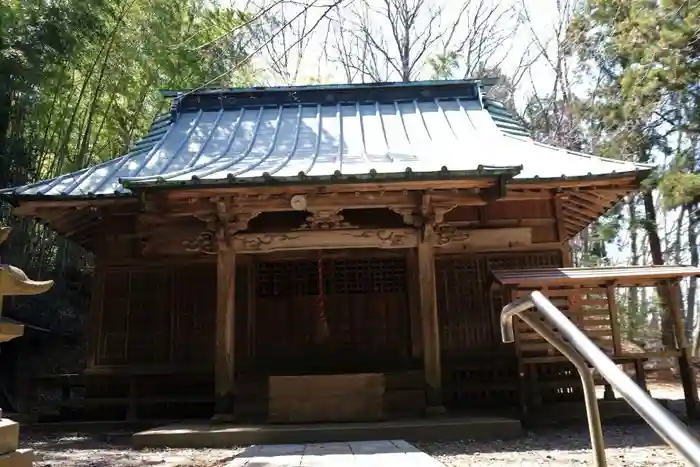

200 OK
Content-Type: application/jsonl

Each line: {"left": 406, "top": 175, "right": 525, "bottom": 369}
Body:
{"left": 436, "top": 250, "right": 563, "bottom": 409}
{"left": 94, "top": 261, "right": 253, "bottom": 369}
{"left": 88, "top": 246, "right": 598, "bottom": 419}
{"left": 418, "top": 220, "right": 441, "bottom": 408}
{"left": 215, "top": 247, "right": 236, "bottom": 415}
{"left": 504, "top": 284, "right": 628, "bottom": 412}
{"left": 96, "top": 263, "right": 216, "bottom": 367}
{"left": 512, "top": 287, "right": 615, "bottom": 361}
{"left": 87, "top": 261, "right": 255, "bottom": 419}
{"left": 252, "top": 255, "right": 412, "bottom": 374}
{"left": 268, "top": 374, "right": 385, "bottom": 423}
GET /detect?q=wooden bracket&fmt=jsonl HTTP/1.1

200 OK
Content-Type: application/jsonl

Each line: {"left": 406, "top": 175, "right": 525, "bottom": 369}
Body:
{"left": 389, "top": 207, "right": 419, "bottom": 226}
{"left": 419, "top": 193, "right": 459, "bottom": 243}
{"left": 183, "top": 196, "right": 261, "bottom": 254}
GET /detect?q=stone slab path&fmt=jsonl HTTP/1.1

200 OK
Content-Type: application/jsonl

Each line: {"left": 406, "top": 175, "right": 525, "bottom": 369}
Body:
{"left": 224, "top": 440, "right": 445, "bottom": 466}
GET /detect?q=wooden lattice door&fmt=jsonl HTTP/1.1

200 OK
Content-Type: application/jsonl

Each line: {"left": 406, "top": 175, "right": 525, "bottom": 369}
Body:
{"left": 254, "top": 254, "right": 411, "bottom": 374}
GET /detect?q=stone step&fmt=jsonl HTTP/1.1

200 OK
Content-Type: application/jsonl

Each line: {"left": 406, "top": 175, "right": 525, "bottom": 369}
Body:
{"left": 0, "top": 449, "right": 32, "bottom": 467}
{"left": 221, "top": 440, "right": 444, "bottom": 467}
{"left": 133, "top": 415, "right": 522, "bottom": 449}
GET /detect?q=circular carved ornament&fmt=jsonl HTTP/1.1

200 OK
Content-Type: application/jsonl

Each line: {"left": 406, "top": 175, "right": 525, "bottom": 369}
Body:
{"left": 290, "top": 194, "right": 307, "bottom": 211}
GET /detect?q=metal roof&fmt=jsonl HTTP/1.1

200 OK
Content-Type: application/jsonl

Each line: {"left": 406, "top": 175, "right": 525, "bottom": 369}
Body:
{"left": 492, "top": 266, "right": 700, "bottom": 287}
{"left": 0, "top": 80, "right": 651, "bottom": 199}
{"left": 483, "top": 99, "right": 530, "bottom": 137}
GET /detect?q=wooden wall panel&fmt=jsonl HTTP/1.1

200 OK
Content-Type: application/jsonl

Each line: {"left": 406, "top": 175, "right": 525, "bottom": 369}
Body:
{"left": 531, "top": 224, "right": 559, "bottom": 243}
{"left": 483, "top": 199, "right": 553, "bottom": 220}
{"left": 97, "top": 270, "right": 130, "bottom": 365}
{"left": 436, "top": 250, "right": 563, "bottom": 410}
{"left": 96, "top": 262, "right": 220, "bottom": 368}
{"left": 436, "top": 251, "right": 563, "bottom": 357}
{"left": 171, "top": 264, "right": 218, "bottom": 366}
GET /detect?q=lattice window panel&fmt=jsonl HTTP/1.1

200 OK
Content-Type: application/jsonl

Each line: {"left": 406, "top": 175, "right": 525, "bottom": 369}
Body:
{"left": 97, "top": 263, "right": 219, "bottom": 367}
{"left": 435, "top": 251, "right": 563, "bottom": 356}
{"left": 256, "top": 260, "right": 319, "bottom": 297}
{"left": 436, "top": 257, "right": 489, "bottom": 354}
{"left": 126, "top": 269, "right": 172, "bottom": 365}
{"left": 328, "top": 258, "right": 406, "bottom": 294}
{"left": 254, "top": 256, "right": 410, "bottom": 370}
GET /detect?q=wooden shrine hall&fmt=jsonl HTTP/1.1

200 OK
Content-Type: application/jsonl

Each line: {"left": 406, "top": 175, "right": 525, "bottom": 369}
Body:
{"left": 1, "top": 79, "right": 698, "bottom": 424}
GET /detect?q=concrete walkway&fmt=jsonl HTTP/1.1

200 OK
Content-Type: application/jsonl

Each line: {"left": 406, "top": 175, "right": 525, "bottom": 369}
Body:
{"left": 224, "top": 440, "right": 445, "bottom": 466}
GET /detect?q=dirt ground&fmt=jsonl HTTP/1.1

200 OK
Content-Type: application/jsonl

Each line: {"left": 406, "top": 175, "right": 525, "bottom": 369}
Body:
{"left": 20, "top": 382, "right": 698, "bottom": 467}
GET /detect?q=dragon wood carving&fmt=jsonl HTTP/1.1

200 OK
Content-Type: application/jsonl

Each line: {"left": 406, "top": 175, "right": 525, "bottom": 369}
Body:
{"left": 224, "top": 229, "right": 416, "bottom": 252}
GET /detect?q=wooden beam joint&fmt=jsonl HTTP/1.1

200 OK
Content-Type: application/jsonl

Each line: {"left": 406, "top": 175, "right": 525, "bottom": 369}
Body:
{"left": 184, "top": 196, "right": 261, "bottom": 255}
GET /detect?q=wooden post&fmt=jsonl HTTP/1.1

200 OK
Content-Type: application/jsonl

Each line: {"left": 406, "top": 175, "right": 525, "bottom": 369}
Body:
{"left": 606, "top": 284, "right": 622, "bottom": 356}
{"left": 86, "top": 263, "right": 105, "bottom": 369}
{"left": 667, "top": 280, "right": 699, "bottom": 419}
{"left": 213, "top": 241, "right": 236, "bottom": 421}
{"left": 417, "top": 207, "right": 444, "bottom": 413}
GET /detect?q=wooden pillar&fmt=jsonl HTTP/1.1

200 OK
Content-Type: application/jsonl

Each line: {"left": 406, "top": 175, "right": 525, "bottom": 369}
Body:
{"left": 667, "top": 280, "right": 699, "bottom": 419}
{"left": 417, "top": 222, "right": 443, "bottom": 413}
{"left": 86, "top": 263, "right": 105, "bottom": 369}
{"left": 213, "top": 244, "right": 236, "bottom": 421}
{"left": 606, "top": 284, "right": 622, "bottom": 356}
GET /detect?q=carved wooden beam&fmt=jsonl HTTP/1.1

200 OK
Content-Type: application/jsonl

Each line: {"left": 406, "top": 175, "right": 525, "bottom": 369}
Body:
{"left": 232, "top": 228, "right": 418, "bottom": 253}
{"left": 143, "top": 224, "right": 536, "bottom": 256}
{"left": 434, "top": 227, "right": 532, "bottom": 250}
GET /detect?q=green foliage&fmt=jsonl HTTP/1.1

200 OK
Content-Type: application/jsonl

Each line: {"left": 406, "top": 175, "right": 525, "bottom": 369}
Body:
{"left": 0, "top": 0, "right": 259, "bottom": 191}
{"left": 569, "top": 0, "right": 700, "bottom": 345}
{"left": 428, "top": 51, "right": 460, "bottom": 80}
{"left": 659, "top": 171, "right": 700, "bottom": 209}
{"left": 570, "top": 0, "right": 700, "bottom": 199}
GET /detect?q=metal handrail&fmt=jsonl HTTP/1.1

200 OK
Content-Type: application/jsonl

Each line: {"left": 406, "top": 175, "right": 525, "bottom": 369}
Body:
{"left": 501, "top": 290, "right": 700, "bottom": 467}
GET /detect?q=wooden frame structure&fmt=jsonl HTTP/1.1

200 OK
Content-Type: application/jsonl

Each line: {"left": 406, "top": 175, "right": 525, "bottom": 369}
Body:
{"left": 492, "top": 266, "right": 700, "bottom": 419}
{"left": 3, "top": 80, "right": 686, "bottom": 423}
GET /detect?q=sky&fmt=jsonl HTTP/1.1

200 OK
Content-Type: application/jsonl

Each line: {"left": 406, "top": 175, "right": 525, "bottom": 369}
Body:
{"left": 225, "top": 0, "right": 564, "bottom": 112}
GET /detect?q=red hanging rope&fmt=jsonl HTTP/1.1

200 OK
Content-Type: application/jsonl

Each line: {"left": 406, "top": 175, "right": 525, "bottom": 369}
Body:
{"left": 317, "top": 251, "right": 329, "bottom": 341}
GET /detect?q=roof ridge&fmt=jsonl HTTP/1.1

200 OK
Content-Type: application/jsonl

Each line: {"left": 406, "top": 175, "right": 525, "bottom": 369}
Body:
{"left": 162, "top": 79, "right": 484, "bottom": 97}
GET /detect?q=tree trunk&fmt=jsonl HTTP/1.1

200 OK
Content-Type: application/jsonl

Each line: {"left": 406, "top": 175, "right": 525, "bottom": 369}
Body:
{"left": 642, "top": 190, "right": 676, "bottom": 347}
{"left": 628, "top": 196, "right": 639, "bottom": 341}
{"left": 687, "top": 204, "right": 698, "bottom": 349}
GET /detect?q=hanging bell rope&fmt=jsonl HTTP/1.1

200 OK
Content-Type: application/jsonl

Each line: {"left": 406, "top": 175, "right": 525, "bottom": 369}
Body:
{"left": 316, "top": 250, "right": 329, "bottom": 342}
